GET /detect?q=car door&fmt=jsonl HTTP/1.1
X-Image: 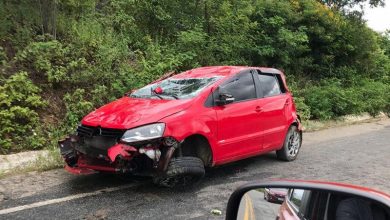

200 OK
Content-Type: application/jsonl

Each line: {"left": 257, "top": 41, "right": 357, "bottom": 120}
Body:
{"left": 255, "top": 71, "right": 289, "bottom": 149}
{"left": 213, "top": 70, "right": 262, "bottom": 162}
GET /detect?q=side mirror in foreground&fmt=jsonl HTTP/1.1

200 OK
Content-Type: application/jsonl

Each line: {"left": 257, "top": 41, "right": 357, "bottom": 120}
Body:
{"left": 226, "top": 180, "right": 390, "bottom": 220}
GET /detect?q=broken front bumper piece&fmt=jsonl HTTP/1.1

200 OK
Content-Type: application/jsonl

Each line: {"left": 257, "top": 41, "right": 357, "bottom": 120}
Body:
{"left": 58, "top": 135, "right": 179, "bottom": 175}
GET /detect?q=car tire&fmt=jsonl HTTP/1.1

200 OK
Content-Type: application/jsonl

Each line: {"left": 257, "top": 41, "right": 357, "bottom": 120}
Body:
{"left": 276, "top": 125, "right": 302, "bottom": 161}
{"left": 153, "top": 156, "right": 205, "bottom": 188}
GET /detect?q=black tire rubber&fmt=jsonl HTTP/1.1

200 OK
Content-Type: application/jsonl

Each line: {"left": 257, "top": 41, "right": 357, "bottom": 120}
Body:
{"left": 276, "top": 125, "right": 302, "bottom": 161}
{"left": 153, "top": 156, "right": 205, "bottom": 188}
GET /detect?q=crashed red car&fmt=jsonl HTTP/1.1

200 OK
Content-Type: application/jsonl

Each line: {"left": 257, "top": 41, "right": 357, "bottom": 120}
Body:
{"left": 264, "top": 188, "right": 288, "bottom": 203}
{"left": 59, "top": 66, "right": 302, "bottom": 187}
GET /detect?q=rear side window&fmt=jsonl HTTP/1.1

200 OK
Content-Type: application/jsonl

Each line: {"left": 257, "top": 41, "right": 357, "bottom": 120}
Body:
{"left": 219, "top": 71, "right": 256, "bottom": 102}
{"left": 258, "top": 74, "right": 282, "bottom": 97}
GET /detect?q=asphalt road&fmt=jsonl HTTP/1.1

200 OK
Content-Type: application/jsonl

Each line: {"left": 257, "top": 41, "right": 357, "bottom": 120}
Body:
{"left": 237, "top": 190, "right": 280, "bottom": 220}
{"left": 0, "top": 119, "right": 389, "bottom": 220}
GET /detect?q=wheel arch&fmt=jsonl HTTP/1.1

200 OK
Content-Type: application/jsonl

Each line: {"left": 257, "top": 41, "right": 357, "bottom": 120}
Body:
{"left": 290, "top": 119, "right": 302, "bottom": 141}
{"left": 277, "top": 120, "right": 302, "bottom": 151}
{"left": 292, "top": 114, "right": 303, "bottom": 132}
{"left": 179, "top": 134, "right": 214, "bottom": 167}
{"left": 291, "top": 121, "right": 299, "bottom": 129}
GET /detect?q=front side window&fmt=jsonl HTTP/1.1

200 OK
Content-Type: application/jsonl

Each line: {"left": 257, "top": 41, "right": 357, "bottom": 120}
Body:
{"left": 258, "top": 74, "right": 282, "bottom": 97}
{"left": 131, "top": 76, "right": 221, "bottom": 100}
{"left": 218, "top": 71, "right": 256, "bottom": 102}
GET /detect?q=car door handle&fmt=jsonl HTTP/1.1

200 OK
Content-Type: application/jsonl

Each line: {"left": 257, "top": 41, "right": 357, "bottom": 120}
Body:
{"left": 255, "top": 106, "right": 263, "bottom": 113}
{"left": 284, "top": 100, "right": 290, "bottom": 106}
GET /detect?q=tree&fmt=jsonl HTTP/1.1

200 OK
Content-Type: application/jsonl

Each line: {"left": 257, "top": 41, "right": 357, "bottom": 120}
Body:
{"left": 317, "top": 0, "right": 385, "bottom": 9}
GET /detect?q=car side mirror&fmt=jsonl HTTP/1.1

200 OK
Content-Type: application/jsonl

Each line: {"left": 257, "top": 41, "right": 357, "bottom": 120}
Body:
{"left": 216, "top": 93, "right": 235, "bottom": 106}
{"left": 226, "top": 180, "right": 390, "bottom": 220}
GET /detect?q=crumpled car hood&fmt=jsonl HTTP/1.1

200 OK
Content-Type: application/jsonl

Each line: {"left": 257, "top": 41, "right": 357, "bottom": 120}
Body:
{"left": 81, "top": 97, "right": 193, "bottom": 129}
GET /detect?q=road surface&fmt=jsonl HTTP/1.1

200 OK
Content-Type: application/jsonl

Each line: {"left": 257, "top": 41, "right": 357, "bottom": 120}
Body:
{"left": 0, "top": 119, "right": 389, "bottom": 219}
{"left": 237, "top": 189, "right": 280, "bottom": 220}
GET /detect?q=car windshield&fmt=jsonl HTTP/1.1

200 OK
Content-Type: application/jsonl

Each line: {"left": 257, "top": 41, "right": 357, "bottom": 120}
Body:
{"left": 130, "top": 76, "right": 221, "bottom": 100}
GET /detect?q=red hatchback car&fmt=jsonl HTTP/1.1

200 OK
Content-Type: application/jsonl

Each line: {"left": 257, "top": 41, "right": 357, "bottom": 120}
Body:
{"left": 264, "top": 188, "right": 288, "bottom": 204}
{"left": 59, "top": 66, "right": 302, "bottom": 187}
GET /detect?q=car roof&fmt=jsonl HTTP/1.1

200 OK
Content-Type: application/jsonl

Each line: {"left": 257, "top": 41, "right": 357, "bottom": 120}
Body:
{"left": 171, "top": 66, "right": 283, "bottom": 79}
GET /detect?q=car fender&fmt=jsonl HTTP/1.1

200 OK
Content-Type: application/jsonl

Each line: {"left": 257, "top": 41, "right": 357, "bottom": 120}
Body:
{"left": 160, "top": 110, "right": 218, "bottom": 165}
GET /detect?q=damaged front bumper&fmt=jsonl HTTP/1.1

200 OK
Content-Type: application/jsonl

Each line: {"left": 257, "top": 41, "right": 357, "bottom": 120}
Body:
{"left": 58, "top": 128, "right": 179, "bottom": 176}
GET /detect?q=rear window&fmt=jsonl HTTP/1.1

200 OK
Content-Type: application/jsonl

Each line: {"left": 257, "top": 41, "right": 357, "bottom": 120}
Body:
{"left": 258, "top": 74, "right": 282, "bottom": 97}
{"left": 131, "top": 77, "right": 221, "bottom": 100}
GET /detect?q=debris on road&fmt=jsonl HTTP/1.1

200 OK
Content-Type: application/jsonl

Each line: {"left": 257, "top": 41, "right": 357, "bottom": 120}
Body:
{"left": 211, "top": 209, "right": 222, "bottom": 215}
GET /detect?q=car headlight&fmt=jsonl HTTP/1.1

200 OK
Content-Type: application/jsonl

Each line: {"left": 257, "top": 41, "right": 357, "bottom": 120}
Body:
{"left": 121, "top": 123, "right": 165, "bottom": 143}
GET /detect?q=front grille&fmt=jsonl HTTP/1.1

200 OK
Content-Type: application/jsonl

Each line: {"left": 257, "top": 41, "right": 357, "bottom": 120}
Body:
{"left": 77, "top": 125, "right": 95, "bottom": 137}
{"left": 77, "top": 125, "right": 125, "bottom": 139}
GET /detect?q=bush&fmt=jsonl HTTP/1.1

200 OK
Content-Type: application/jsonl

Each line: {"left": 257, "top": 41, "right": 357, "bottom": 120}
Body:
{"left": 303, "top": 79, "right": 389, "bottom": 120}
{"left": 15, "top": 41, "right": 88, "bottom": 86}
{"left": 134, "top": 42, "right": 195, "bottom": 84}
{"left": 357, "top": 80, "right": 389, "bottom": 117}
{"left": 0, "top": 46, "right": 6, "bottom": 66}
{"left": 293, "top": 96, "right": 311, "bottom": 121}
{"left": 63, "top": 89, "right": 94, "bottom": 129}
{"left": 304, "top": 79, "right": 356, "bottom": 119}
{"left": 0, "top": 72, "right": 46, "bottom": 153}
{"left": 286, "top": 76, "right": 312, "bottom": 121}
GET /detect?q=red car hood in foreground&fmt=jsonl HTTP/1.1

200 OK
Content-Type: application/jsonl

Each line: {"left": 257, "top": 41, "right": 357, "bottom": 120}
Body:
{"left": 81, "top": 97, "right": 193, "bottom": 129}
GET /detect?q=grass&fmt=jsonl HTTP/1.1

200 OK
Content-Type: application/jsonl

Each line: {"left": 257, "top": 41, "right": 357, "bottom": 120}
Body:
{"left": 303, "top": 113, "right": 387, "bottom": 132}
{"left": 0, "top": 170, "right": 5, "bottom": 179}
{"left": 32, "top": 148, "right": 64, "bottom": 171}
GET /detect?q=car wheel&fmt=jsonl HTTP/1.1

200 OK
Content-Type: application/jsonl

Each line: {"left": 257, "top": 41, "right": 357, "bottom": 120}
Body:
{"left": 265, "top": 194, "right": 270, "bottom": 202}
{"left": 276, "top": 125, "right": 301, "bottom": 161}
{"left": 153, "top": 157, "right": 205, "bottom": 188}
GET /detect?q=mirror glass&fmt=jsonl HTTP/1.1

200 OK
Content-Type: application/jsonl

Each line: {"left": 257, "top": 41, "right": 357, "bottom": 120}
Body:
{"left": 237, "top": 187, "right": 389, "bottom": 220}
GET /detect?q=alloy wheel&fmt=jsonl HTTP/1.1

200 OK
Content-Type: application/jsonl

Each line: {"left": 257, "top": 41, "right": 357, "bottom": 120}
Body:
{"left": 287, "top": 131, "right": 300, "bottom": 157}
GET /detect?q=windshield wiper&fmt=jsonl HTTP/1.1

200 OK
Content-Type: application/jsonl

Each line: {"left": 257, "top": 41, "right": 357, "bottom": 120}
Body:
{"left": 152, "top": 93, "right": 164, "bottom": 99}
{"left": 163, "top": 94, "right": 179, "bottom": 99}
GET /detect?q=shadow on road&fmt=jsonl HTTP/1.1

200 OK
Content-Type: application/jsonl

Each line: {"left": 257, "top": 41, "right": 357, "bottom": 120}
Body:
{"left": 60, "top": 152, "right": 279, "bottom": 195}
{"left": 0, "top": 151, "right": 281, "bottom": 210}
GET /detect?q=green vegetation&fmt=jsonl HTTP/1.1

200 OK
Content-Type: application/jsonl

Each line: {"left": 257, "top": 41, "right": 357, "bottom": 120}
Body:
{"left": 0, "top": 72, "right": 46, "bottom": 153}
{"left": 0, "top": 0, "right": 389, "bottom": 153}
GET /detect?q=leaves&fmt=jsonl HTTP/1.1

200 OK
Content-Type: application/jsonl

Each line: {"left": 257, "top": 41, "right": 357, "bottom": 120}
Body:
{"left": 0, "top": 72, "right": 46, "bottom": 153}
